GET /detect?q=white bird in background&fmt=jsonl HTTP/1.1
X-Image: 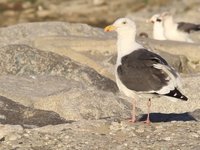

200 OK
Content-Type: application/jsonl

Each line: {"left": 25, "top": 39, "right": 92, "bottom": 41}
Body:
{"left": 104, "top": 18, "right": 188, "bottom": 124}
{"left": 161, "top": 12, "right": 200, "bottom": 43}
{"left": 147, "top": 14, "right": 166, "bottom": 40}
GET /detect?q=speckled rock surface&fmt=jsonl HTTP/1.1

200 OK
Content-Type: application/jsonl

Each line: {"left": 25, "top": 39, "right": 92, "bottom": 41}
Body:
{"left": 0, "top": 120, "right": 200, "bottom": 150}
{"left": 0, "top": 44, "right": 117, "bottom": 93}
{"left": 0, "top": 45, "right": 136, "bottom": 120}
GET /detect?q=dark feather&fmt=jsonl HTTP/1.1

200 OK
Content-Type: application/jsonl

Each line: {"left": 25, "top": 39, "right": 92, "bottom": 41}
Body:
{"left": 117, "top": 49, "right": 169, "bottom": 92}
{"left": 165, "top": 88, "right": 188, "bottom": 101}
{"left": 177, "top": 22, "right": 200, "bottom": 33}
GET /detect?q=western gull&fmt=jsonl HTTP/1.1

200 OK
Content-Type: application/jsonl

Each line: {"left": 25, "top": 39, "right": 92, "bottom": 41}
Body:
{"left": 161, "top": 12, "right": 200, "bottom": 43}
{"left": 104, "top": 18, "right": 188, "bottom": 123}
{"left": 147, "top": 14, "right": 166, "bottom": 40}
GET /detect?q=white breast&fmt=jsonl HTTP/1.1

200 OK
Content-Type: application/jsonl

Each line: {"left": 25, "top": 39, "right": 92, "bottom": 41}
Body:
{"left": 153, "top": 22, "right": 166, "bottom": 40}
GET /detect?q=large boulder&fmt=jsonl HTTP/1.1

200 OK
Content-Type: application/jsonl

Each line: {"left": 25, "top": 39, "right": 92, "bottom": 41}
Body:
{"left": 0, "top": 44, "right": 117, "bottom": 93}
{"left": 0, "top": 44, "right": 133, "bottom": 120}
{"left": 0, "top": 74, "right": 132, "bottom": 121}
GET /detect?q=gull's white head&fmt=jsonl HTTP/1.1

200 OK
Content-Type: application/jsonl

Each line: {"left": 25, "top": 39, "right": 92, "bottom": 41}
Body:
{"left": 104, "top": 18, "right": 136, "bottom": 36}
{"left": 148, "top": 14, "right": 162, "bottom": 24}
{"left": 104, "top": 18, "right": 142, "bottom": 57}
{"left": 147, "top": 13, "right": 166, "bottom": 40}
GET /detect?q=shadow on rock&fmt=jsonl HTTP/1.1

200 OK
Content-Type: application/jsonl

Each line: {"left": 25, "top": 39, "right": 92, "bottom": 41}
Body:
{"left": 138, "top": 112, "right": 197, "bottom": 122}
{"left": 0, "top": 96, "right": 74, "bottom": 128}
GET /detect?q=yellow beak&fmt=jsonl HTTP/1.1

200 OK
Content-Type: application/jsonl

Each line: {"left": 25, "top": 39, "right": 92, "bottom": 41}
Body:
{"left": 104, "top": 25, "right": 116, "bottom": 32}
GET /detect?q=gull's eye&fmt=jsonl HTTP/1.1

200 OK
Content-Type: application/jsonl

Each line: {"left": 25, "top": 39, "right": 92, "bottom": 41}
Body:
{"left": 122, "top": 21, "right": 127, "bottom": 24}
{"left": 156, "top": 18, "right": 162, "bottom": 22}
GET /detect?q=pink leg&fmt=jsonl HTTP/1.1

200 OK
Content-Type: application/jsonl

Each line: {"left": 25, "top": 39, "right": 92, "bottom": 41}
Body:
{"left": 144, "top": 98, "right": 151, "bottom": 124}
{"left": 129, "top": 98, "right": 136, "bottom": 123}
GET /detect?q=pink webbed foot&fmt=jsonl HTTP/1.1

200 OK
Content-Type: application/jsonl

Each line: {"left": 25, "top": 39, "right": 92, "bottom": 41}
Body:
{"left": 144, "top": 118, "right": 151, "bottom": 124}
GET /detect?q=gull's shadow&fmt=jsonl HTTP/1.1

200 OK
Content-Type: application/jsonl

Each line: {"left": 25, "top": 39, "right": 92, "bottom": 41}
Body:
{"left": 138, "top": 112, "right": 196, "bottom": 122}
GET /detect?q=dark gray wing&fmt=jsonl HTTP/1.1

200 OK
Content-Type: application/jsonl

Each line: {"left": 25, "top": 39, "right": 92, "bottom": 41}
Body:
{"left": 117, "top": 49, "right": 169, "bottom": 92}
{"left": 177, "top": 22, "right": 200, "bottom": 33}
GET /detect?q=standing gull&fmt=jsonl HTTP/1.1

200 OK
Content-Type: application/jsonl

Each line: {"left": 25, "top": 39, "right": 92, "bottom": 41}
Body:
{"left": 161, "top": 12, "right": 200, "bottom": 43}
{"left": 147, "top": 14, "right": 166, "bottom": 40}
{"left": 104, "top": 18, "right": 188, "bottom": 123}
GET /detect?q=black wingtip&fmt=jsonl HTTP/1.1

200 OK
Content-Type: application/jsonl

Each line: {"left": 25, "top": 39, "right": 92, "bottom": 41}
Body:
{"left": 193, "top": 24, "right": 200, "bottom": 32}
{"left": 180, "top": 95, "right": 188, "bottom": 101}
{"left": 165, "top": 88, "right": 188, "bottom": 101}
{"left": 198, "top": 25, "right": 200, "bottom": 31}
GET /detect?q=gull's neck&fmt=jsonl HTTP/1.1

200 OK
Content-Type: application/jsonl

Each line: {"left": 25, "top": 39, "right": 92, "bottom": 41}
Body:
{"left": 153, "top": 22, "right": 166, "bottom": 40}
{"left": 163, "top": 16, "right": 176, "bottom": 30}
{"left": 117, "top": 31, "right": 142, "bottom": 64}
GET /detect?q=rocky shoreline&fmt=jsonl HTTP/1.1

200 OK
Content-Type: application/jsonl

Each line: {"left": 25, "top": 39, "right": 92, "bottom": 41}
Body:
{"left": 0, "top": 0, "right": 200, "bottom": 149}
{"left": 0, "top": 21, "right": 199, "bottom": 149}
{"left": 1, "top": 120, "right": 200, "bottom": 150}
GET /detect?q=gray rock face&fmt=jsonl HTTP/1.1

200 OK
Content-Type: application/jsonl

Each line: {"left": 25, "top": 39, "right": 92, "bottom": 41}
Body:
{"left": 0, "top": 75, "right": 132, "bottom": 121}
{"left": 0, "top": 22, "right": 110, "bottom": 47}
{"left": 0, "top": 44, "right": 118, "bottom": 93}
{"left": 0, "top": 44, "right": 134, "bottom": 121}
